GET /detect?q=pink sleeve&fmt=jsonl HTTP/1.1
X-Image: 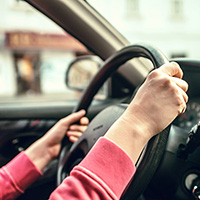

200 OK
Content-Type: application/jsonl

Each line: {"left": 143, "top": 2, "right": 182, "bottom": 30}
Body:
{"left": 0, "top": 151, "right": 42, "bottom": 200}
{"left": 50, "top": 137, "right": 136, "bottom": 200}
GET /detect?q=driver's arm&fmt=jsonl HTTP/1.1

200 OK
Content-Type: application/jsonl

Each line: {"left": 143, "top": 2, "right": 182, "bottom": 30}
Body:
{"left": 0, "top": 110, "right": 88, "bottom": 200}
{"left": 49, "top": 62, "right": 188, "bottom": 199}
{"left": 105, "top": 62, "right": 188, "bottom": 164}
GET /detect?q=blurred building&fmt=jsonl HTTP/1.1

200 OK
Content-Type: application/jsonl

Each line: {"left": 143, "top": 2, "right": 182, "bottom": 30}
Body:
{"left": 0, "top": 0, "right": 87, "bottom": 97}
{"left": 1, "top": 0, "right": 200, "bottom": 97}
{"left": 89, "top": 0, "right": 200, "bottom": 59}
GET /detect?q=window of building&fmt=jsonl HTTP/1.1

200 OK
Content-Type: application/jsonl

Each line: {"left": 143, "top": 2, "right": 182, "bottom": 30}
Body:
{"left": 125, "top": 0, "right": 140, "bottom": 19}
{"left": 171, "top": 0, "right": 184, "bottom": 20}
{"left": 0, "top": 1, "right": 107, "bottom": 103}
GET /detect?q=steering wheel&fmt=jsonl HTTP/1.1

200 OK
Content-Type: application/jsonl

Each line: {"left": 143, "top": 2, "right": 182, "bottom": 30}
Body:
{"left": 57, "top": 43, "right": 170, "bottom": 199}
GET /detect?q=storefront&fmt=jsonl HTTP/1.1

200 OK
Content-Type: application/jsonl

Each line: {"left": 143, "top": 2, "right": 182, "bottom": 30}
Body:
{"left": 1, "top": 31, "right": 87, "bottom": 97}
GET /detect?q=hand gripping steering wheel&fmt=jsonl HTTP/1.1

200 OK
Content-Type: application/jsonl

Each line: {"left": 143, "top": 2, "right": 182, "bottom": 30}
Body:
{"left": 57, "top": 43, "right": 170, "bottom": 199}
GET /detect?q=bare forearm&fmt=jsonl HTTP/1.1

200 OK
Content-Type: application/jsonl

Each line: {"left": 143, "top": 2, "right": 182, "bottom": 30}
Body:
{"left": 25, "top": 138, "right": 53, "bottom": 171}
{"left": 105, "top": 115, "right": 150, "bottom": 165}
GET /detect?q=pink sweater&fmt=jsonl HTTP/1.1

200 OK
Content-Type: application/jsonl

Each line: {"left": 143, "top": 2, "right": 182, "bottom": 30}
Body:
{"left": 0, "top": 138, "right": 135, "bottom": 200}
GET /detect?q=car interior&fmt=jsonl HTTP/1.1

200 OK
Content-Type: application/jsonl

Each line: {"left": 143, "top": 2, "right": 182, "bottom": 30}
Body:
{"left": 0, "top": 0, "right": 200, "bottom": 200}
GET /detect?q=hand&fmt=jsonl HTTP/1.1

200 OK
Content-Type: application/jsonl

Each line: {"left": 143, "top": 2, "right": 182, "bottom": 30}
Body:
{"left": 67, "top": 116, "right": 89, "bottom": 143}
{"left": 25, "top": 110, "right": 89, "bottom": 171}
{"left": 124, "top": 62, "right": 188, "bottom": 140}
{"left": 105, "top": 62, "right": 188, "bottom": 163}
{"left": 41, "top": 110, "right": 89, "bottom": 159}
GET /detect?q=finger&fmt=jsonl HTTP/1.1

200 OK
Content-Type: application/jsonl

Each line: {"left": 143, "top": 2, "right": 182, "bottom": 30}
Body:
{"left": 178, "top": 91, "right": 187, "bottom": 114}
{"left": 171, "top": 77, "right": 188, "bottom": 92}
{"left": 69, "top": 124, "right": 88, "bottom": 132}
{"left": 80, "top": 117, "right": 89, "bottom": 125}
{"left": 172, "top": 83, "right": 188, "bottom": 115}
{"left": 159, "top": 62, "right": 183, "bottom": 79}
{"left": 69, "top": 136, "right": 79, "bottom": 143}
{"left": 177, "top": 86, "right": 189, "bottom": 104}
{"left": 60, "top": 110, "right": 86, "bottom": 126}
{"left": 67, "top": 130, "right": 83, "bottom": 138}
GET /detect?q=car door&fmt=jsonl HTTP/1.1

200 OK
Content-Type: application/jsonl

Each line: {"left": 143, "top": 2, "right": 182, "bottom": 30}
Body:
{"left": 0, "top": 1, "right": 112, "bottom": 199}
{"left": 0, "top": 1, "right": 137, "bottom": 199}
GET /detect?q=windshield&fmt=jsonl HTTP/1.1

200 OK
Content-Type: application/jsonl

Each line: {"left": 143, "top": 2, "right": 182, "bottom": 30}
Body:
{"left": 0, "top": 0, "right": 199, "bottom": 103}
{"left": 87, "top": 0, "right": 200, "bottom": 60}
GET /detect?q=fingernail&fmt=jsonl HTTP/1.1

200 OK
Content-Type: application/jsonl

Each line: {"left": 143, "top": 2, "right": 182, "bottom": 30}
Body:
{"left": 79, "top": 109, "right": 85, "bottom": 114}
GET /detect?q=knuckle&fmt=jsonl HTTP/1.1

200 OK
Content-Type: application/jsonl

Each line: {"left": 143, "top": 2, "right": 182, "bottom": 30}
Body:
{"left": 148, "top": 69, "right": 160, "bottom": 79}
{"left": 177, "top": 97, "right": 183, "bottom": 106}
{"left": 176, "top": 98, "right": 186, "bottom": 115}
{"left": 171, "top": 84, "right": 179, "bottom": 95}
{"left": 159, "top": 75, "right": 173, "bottom": 89}
{"left": 171, "top": 62, "right": 183, "bottom": 77}
{"left": 162, "top": 76, "right": 172, "bottom": 86}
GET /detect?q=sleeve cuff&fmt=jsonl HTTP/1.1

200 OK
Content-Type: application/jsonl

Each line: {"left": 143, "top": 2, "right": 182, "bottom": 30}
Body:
{"left": 3, "top": 151, "right": 42, "bottom": 193}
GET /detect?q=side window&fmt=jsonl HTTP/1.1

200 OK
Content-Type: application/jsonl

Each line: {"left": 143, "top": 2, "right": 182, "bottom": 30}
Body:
{"left": 0, "top": 0, "right": 93, "bottom": 102}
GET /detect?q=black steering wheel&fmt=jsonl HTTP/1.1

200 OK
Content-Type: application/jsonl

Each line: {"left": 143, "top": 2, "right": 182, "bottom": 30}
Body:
{"left": 57, "top": 43, "right": 170, "bottom": 199}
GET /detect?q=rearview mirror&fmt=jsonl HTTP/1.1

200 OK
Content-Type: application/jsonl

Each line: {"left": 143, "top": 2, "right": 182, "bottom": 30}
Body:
{"left": 66, "top": 56, "right": 102, "bottom": 91}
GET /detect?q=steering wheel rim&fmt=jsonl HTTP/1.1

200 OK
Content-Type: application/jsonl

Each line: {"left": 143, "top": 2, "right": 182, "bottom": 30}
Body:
{"left": 57, "top": 43, "right": 170, "bottom": 199}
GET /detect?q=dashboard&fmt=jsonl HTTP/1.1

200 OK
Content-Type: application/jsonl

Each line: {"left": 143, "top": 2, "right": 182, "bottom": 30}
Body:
{"left": 172, "top": 59, "right": 200, "bottom": 132}
{"left": 174, "top": 100, "right": 200, "bottom": 132}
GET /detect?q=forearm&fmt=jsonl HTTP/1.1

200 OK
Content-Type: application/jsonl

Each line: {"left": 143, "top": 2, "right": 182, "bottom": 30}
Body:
{"left": 50, "top": 137, "right": 135, "bottom": 200}
{"left": 0, "top": 152, "right": 41, "bottom": 200}
{"left": 105, "top": 111, "right": 151, "bottom": 165}
{"left": 25, "top": 137, "right": 54, "bottom": 172}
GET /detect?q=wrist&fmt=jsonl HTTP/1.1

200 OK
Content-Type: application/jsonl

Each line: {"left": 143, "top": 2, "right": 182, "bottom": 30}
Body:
{"left": 25, "top": 138, "right": 53, "bottom": 171}
{"left": 123, "top": 103, "right": 158, "bottom": 141}
{"left": 105, "top": 112, "right": 153, "bottom": 164}
{"left": 119, "top": 115, "right": 150, "bottom": 147}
